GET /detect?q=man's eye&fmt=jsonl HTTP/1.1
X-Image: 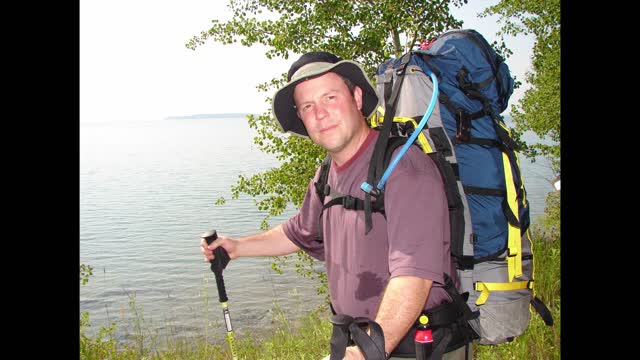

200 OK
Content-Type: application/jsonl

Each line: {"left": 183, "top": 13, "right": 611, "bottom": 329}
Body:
{"left": 302, "top": 104, "right": 313, "bottom": 112}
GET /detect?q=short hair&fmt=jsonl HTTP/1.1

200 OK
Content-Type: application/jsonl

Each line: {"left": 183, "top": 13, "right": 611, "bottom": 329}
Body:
{"left": 338, "top": 74, "right": 356, "bottom": 95}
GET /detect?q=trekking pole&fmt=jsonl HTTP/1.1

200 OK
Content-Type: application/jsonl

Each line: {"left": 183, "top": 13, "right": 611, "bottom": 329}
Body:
{"left": 201, "top": 230, "right": 238, "bottom": 360}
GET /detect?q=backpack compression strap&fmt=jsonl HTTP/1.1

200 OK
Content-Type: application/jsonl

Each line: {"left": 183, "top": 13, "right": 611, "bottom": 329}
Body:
{"left": 443, "top": 29, "right": 508, "bottom": 112}
{"left": 363, "top": 52, "right": 412, "bottom": 234}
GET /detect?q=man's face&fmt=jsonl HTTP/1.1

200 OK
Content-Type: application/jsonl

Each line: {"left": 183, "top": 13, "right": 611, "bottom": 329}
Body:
{"left": 293, "top": 72, "right": 368, "bottom": 157}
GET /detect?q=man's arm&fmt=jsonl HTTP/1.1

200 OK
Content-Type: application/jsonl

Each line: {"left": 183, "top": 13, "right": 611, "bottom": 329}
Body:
{"left": 375, "top": 275, "right": 431, "bottom": 355}
{"left": 234, "top": 223, "right": 301, "bottom": 257}
{"left": 201, "top": 223, "right": 300, "bottom": 261}
{"left": 342, "top": 276, "right": 431, "bottom": 359}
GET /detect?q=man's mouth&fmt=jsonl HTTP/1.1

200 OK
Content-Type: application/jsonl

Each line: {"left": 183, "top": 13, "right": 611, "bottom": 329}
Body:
{"left": 320, "top": 124, "right": 338, "bottom": 133}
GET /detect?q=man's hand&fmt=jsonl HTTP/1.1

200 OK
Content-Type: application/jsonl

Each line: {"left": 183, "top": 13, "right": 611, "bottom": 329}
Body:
{"left": 200, "top": 234, "right": 238, "bottom": 262}
{"left": 319, "top": 346, "right": 365, "bottom": 360}
{"left": 344, "top": 346, "right": 365, "bottom": 359}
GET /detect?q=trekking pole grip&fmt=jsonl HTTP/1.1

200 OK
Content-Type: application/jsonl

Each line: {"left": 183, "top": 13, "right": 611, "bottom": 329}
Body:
{"left": 212, "top": 267, "right": 228, "bottom": 303}
{"left": 201, "top": 230, "right": 231, "bottom": 303}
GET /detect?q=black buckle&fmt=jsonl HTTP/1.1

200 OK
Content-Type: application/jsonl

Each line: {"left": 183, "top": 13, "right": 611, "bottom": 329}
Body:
{"left": 342, "top": 195, "right": 357, "bottom": 209}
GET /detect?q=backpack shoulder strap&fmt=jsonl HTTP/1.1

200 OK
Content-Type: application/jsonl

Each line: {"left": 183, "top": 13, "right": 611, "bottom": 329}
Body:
{"left": 362, "top": 135, "right": 413, "bottom": 221}
{"left": 313, "top": 155, "right": 332, "bottom": 241}
{"left": 314, "top": 155, "right": 332, "bottom": 204}
{"left": 363, "top": 53, "right": 413, "bottom": 234}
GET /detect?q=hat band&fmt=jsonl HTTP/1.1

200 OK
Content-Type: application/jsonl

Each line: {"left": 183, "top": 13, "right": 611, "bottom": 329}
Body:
{"left": 290, "top": 62, "right": 336, "bottom": 82}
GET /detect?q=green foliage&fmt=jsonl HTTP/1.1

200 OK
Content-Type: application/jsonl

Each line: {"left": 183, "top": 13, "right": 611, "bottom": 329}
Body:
{"left": 480, "top": 0, "right": 561, "bottom": 173}
{"left": 124, "top": 290, "right": 162, "bottom": 356}
{"left": 80, "top": 263, "right": 93, "bottom": 286}
{"left": 537, "top": 191, "right": 560, "bottom": 240}
{"left": 80, "top": 311, "right": 124, "bottom": 359}
{"left": 80, "top": 264, "right": 121, "bottom": 359}
{"left": 187, "top": 0, "right": 467, "bottom": 64}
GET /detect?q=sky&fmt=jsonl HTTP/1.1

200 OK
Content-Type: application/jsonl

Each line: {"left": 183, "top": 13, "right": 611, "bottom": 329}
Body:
{"left": 80, "top": 0, "right": 534, "bottom": 124}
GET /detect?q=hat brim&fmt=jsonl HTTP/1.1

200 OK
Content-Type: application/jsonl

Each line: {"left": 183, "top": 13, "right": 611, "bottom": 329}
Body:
{"left": 272, "top": 60, "right": 379, "bottom": 138}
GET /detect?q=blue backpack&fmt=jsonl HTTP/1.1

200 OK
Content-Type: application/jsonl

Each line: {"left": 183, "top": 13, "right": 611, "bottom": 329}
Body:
{"left": 318, "top": 29, "right": 553, "bottom": 353}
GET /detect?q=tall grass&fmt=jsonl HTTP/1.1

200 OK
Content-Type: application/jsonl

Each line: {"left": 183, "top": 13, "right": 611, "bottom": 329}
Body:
{"left": 80, "top": 299, "right": 332, "bottom": 359}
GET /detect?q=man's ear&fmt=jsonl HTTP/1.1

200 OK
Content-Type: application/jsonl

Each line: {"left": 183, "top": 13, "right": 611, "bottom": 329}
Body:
{"left": 353, "top": 85, "right": 363, "bottom": 112}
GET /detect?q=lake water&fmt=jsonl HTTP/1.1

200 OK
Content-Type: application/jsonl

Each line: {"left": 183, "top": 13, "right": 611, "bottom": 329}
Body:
{"left": 79, "top": 116, "right": 556, "bottom": 349}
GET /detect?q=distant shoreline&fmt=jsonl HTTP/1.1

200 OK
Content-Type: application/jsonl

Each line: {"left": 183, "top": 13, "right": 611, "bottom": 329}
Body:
{"left": 165, "top": 113, "right": 252, "bottom": 120}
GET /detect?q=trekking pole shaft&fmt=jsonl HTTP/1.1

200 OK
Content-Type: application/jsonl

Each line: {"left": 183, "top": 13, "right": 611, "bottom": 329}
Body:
{"left": 221, "top": 302, "right": 237, "bottom": 359}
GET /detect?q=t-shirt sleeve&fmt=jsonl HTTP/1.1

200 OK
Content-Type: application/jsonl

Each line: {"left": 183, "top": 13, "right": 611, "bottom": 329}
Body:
{"left": 383, "top": 147, "right": 449, "bottom": 285}
{"left": 282, "top": 168, "right": 326, "bottom": 261}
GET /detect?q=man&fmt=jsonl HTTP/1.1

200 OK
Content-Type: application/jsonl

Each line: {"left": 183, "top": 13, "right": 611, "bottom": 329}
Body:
{"left": 201, "top": 52, "right": 470, "bottom": 359}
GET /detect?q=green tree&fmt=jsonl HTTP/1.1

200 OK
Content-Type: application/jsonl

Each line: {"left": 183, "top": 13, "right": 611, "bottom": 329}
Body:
{"left": 480, "top": 0, "right": 561, "bottom": 173}
{"left": 186, "top": 0, "right": 467, "bottom": 292}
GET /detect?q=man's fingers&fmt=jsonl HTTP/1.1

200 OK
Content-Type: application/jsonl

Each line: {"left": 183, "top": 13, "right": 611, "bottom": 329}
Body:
{"left": 200, "top": 238, "right": 217, "bottom": 263}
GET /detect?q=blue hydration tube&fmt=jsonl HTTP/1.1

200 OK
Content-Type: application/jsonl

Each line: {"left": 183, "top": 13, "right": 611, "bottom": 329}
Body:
{"left": 361, "top": 67, "right": 439, "bottom": 194}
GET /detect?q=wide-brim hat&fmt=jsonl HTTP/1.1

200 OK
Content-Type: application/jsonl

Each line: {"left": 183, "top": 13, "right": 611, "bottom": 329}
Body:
{"left": 272, "top": 52, "right": 379, "bottom": 138}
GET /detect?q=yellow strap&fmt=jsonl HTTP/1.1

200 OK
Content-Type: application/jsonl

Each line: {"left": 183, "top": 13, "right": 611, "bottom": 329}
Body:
{"left": 369, "top": 105, "right": 385, "bottom": 128}
{"left": 502, "top": 152, "right": 522, "bottom": 281}
{"left": 394, "top": 117, "right": 432, "bottom": 153}
{"left": 497, "top": 121, "right": 528, "bottom": 207}
{"left": 474, "top": 281, "right": 532, "bottom": 305}
{"left": 369, "top": 106, "right": 433, "bottom": 153}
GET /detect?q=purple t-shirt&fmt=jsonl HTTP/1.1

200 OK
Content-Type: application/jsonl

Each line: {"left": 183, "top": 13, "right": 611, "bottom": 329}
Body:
{"left": 283, "top": 130, "right": 455, "bottom": 318}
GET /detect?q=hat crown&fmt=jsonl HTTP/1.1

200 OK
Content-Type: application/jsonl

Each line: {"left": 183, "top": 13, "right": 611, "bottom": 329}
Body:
{"left": 287, "top": 52, "right": 342, "bottom": 81}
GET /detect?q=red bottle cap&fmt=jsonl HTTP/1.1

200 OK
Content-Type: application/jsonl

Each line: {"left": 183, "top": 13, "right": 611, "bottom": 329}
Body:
{"left": 414, "top": 328, "right": 433, "bottom": 343}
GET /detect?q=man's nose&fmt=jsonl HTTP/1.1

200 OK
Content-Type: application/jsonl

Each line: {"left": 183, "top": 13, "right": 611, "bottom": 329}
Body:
{"left": 314, "top": 103, "right": 329, "bottom": 119}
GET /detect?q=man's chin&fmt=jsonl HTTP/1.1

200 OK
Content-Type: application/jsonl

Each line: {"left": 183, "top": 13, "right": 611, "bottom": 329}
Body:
{"left": 310, "top": 134, "right": 336, "bottom": 148}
